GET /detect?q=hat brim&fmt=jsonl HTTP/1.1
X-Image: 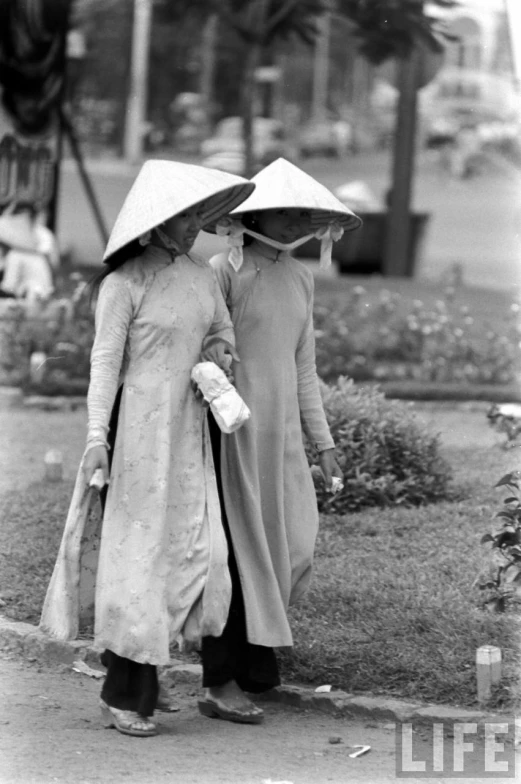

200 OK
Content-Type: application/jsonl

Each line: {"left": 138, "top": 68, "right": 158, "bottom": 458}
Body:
{"left": 103, "top": 183, "right": 255, "bottom": 263}
{"left": 203, "top": 158, "right": 362, "bottom": 235}
{"left": 102, "top": 161, "right": 255, "bottom": 263}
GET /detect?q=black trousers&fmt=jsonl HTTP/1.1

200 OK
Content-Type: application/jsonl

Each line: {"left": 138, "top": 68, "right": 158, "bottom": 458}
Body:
{"left": 200, "top": 413, "right": 280, "bottom": 694}
{"left": 99, "top": 386, "right": 159, "bottom": 715}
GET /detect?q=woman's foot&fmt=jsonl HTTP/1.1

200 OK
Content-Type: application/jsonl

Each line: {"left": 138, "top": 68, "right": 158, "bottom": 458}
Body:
{"left": 156, "top": 682, "right": 180, "bottom": 713}
{"left": 100, "top": 699, "right": 158, "bottom": 737}
{"left": 198, "top": 680, "right": 264, "bottom": 724}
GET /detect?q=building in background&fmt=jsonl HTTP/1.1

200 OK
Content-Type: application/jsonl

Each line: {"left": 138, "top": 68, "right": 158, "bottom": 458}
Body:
{"left": 421, "top": 0, "right": 520, "bottom": 127}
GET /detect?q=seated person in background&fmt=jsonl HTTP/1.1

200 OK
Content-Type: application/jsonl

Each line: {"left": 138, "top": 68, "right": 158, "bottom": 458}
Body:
{"left": 26, "top": 203, "right": 60, "bottom": 272}
{"left": 0, "top": 210, "right": 54, "bottom": 304}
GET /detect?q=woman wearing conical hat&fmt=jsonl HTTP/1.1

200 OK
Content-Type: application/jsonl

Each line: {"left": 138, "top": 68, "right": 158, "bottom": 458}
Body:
{"left": 39, "top": 160, "right": 255, "bottom": 737}
{"left": 198, "top": 158, "right": 361, "bottom": 723}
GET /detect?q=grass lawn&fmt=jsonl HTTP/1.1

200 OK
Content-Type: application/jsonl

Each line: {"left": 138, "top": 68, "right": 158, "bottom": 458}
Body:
{"left": 0, "top": 405, "right": 519, "bottom": 709}
{"left": 284, "top": 442, "right": 520, "bottom": 709}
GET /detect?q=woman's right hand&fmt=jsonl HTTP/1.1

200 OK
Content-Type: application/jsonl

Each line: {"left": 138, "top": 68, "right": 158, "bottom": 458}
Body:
{"left": 83, "top": 445, "right": 109, "bottom": 486}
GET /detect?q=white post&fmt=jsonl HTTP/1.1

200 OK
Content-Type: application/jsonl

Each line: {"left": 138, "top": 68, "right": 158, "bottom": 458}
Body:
{"left": 476, "top": 645, "right": 502, "bottom": 703}
{"left": 311, "top": 11, "right": 330, "bottom": 122}
{"left": 44, "top": 450, "right": 63, "bottom": 482}
{"left": 124, "top": 0, "right": 152, "bottom": 164}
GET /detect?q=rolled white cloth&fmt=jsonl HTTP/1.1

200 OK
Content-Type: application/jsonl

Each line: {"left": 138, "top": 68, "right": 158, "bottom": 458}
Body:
{"left": 191, "top": 361, "right": 251, "bottom": 434}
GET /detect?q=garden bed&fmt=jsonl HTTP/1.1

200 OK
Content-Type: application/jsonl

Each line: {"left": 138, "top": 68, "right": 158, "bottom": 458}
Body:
{"left": 1, "top": 270, "right": 520, "bottom": 399}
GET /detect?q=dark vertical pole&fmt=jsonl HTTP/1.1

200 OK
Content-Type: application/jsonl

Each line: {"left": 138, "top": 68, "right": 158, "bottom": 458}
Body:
{"left": 382, "top": 45, "right": 420, "bottom": 277}
{"left": 47, "top": 112, "right": 64, "bottom": 233}
{"left": 61, "top": 109, "right": 109, "bottom": 246}
{"left": 47, "top": 2, "right": 72, "bottom": 233}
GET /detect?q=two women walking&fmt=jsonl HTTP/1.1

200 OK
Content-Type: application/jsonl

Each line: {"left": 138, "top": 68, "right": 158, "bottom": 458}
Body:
{"left": 40, "top": 157, "right": 360, "bottom": 737}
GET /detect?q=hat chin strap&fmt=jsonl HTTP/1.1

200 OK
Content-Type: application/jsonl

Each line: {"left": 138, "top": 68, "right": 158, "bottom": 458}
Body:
{"left": 243, "top": 228, "right": 314, "bottom": 253}
{"left": 216, "top": 218, "right": 343, "bottom": 271}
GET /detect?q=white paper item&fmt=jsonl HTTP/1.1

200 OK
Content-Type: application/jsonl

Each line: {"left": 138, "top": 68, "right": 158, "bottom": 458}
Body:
{"left": 191, "top": 361, "right": 250, "bottom": 434}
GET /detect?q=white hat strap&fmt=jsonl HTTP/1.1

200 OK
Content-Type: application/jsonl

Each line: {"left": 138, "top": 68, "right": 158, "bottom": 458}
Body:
{"left": 216, "top": 217, "right": 344, "bottom": 271}
{"left": 315, "top": 221, "right": 344, "bottom": 269}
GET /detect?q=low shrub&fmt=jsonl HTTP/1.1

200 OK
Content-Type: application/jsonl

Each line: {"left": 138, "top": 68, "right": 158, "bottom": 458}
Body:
{"left": 309, "top": 377, "right": 454, "bottom": 511}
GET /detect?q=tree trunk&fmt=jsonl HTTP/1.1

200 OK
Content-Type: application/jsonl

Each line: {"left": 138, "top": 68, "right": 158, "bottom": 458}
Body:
{"left": 311, "top": 11, "right": 330, "bottom": 122}
{"left": 241, "top": 43, "right": 261, "bottom": 177}
{"left": 240, "top": 0, "right": 270, "bottom": 178}
{"left": 124, "top": 0, "right": 153, "bottom": 164}
{"left": 199, "top": 13, "right": 218, "bottom": 128}
{"left": 383, "top": 47, "right": 420, "bottom": 276}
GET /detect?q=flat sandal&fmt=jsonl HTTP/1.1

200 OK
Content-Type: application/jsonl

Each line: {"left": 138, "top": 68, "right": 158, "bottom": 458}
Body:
{"left": 100, "top": 699, "right": 157, "bottom": 737}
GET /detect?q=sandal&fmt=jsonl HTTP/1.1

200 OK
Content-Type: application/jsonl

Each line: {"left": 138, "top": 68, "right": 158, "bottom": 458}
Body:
{"left": 156, "top": 687, "right": 180, "bottom": 713}
{"left": 100, "top": 699, "right": 158, "bottom": 737}
{"left": 198, "top": 696, "right": 264, "bottom": 725}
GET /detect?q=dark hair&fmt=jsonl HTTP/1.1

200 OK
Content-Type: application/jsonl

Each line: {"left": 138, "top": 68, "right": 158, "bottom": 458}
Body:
{"left": 88, "top": 239, "right": 145, "bottom": 303}
{"left": 241, "top": 212, "right": 260, "bottom": 246}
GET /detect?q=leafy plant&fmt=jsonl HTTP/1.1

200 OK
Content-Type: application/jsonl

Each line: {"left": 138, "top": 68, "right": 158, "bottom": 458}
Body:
{"left": 0, "top": 274, "right": 94, "bottom": 393}
{"left": 477, "top": 471, "right": 521, "bottom": 612}
{"left": 486, "top": 405, "right": 521, "bottom": 450}
{"left": 308, "top": 377, "right": 453, "bottom": 511}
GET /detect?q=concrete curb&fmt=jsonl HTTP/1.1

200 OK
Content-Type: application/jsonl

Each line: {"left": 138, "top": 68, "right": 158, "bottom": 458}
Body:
{"left": 0, "top": 616, "right": 506, "bottom": 726}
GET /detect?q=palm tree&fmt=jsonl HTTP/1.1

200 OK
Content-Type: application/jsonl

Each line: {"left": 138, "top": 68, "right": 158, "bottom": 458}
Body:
{"left": 337, "top": 0, "right": 457, "bottom": 275}
{"left": 210, "top": 0, "right": 329, "bottom": 175}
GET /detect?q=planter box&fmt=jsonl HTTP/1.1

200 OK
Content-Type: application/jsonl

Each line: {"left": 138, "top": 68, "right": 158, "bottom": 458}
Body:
{"left": 295, "top": 211, "right": 430, "bottom": 277}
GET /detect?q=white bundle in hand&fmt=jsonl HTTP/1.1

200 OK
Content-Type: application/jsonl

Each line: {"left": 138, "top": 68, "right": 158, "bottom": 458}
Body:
{"left": 191, "top": 361, "right": 250, "bottom": 434}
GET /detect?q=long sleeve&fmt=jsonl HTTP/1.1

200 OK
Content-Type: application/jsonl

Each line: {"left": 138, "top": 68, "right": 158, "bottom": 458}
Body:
{"left": 209, "top": 253, "right": 233, "bottom": 309}
{"left": 206, "top": 269, "right": 235, "bottom": 347}
{"left": 86, "top": 274, "right": 133, "bottom": 449}
{"left": 296, "top": 283, "right": 335, "bottom": 452}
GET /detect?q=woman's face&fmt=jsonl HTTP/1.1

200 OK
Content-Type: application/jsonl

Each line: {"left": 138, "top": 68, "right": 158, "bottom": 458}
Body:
{"left": 254, "top": 208, "right": 312, "bottom": 243}
{"left": 162, "top": 204, "right": 205, "bottom": 253}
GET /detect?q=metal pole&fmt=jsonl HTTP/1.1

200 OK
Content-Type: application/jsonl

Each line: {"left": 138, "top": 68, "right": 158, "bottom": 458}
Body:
{"left": 124, "top": 0, "right": 152, "bottom": 164}
{"left": 311, "top": 11, "right": 330, "bottom": 121}
{"left": 61, "top": 109, "right": 109, "bottom": 246}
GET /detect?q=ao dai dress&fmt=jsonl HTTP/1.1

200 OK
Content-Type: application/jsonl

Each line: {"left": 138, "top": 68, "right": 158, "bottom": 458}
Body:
{"left": 40, "top": 246, "right": 233, "bottom": 664}
{"left": 209, "top": 241, "right": 335, "bottom": 648}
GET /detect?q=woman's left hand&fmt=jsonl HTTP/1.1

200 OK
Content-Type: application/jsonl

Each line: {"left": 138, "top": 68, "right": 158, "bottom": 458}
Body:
{"left": 318, "top": 448, "right": 343, "bottom": 492}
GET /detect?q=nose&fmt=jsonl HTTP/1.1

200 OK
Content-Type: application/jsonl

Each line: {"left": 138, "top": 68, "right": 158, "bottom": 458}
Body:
{"left": 191, "top": 212, "right": 203, "bottom": 230}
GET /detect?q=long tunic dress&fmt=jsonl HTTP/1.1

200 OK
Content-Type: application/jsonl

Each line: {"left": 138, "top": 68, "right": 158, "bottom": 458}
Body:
{"left": 209, "top": 241, "right": 334, "bottom": 648}
{"left": 40, "top": 246, "right": 234, "bottom": 665}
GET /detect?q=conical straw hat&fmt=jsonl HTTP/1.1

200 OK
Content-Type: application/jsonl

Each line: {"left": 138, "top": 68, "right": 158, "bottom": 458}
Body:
{"left": 103, "top": 160, "right": 255, "bottom": 263}
{"left": 0, "top": 212, "right": 38, "bottom": 252}
{"left": 228, "top": 158, "right": 361, "bottom": 232}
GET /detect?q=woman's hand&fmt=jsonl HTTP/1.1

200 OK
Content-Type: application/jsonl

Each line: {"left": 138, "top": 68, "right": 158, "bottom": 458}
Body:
{"left": 83, "top": 445, "right": 109, "bottom": 486}
{"left": 318, "top": 448, "right": 343, "bottom": 492}
{"left": 201, "top": 341, "right": 240, "bottom": 382}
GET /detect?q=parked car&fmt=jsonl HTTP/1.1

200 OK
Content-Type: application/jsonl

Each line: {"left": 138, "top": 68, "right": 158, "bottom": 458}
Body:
{"left": 201, "top": 116, "right": 297, "bottom": 171}
{"left": 298, "top": 119, "right": 352, "bottom": 158}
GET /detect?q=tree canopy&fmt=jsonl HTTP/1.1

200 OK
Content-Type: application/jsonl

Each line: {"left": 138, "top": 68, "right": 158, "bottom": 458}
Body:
{"left": 337, "top": 0, "right": 458, "bottom": 64}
